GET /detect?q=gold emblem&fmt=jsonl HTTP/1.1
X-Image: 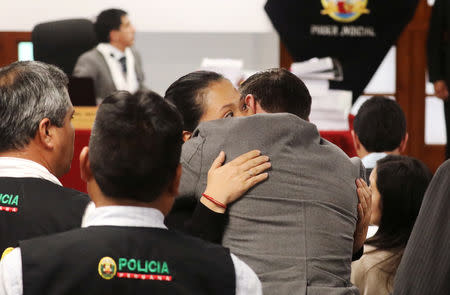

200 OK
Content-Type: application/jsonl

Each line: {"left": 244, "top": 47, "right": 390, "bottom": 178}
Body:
{"left": 98, "top": 256, "right": 117, "bottom": 280}
{"left": 321, "top": 0, "right": 370, "bottom": 23}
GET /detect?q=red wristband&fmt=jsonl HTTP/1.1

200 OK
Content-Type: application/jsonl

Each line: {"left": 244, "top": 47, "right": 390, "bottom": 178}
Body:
{"left": 201, "top": 193, "right": 227, "bottom": 209}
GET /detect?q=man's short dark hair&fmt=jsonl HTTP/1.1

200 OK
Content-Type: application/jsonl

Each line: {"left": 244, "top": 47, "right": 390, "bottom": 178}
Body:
{"left": 353, "top": 96, "right": 407, "bottom": 152}
{"left": 89, "top": 90, "right": 183, "bottom": 202}
{"left": 239, "top": 68, "right": 312, "bottom": 120}
{"left": 0, "top": 61, "right": 70, "bottom": 153}
{"left": 95, "top": 8, "right": 127, "bottom": 43}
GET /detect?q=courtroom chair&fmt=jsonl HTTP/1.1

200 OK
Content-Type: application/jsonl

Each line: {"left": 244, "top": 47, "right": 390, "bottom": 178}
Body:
{"left": 32, "top": 19, "right": 98, "bottom": 75}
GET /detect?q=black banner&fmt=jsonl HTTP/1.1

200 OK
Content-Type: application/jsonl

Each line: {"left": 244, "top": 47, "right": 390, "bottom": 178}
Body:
{"left": 265, "top": 0, "right": 419, "bottom": 101}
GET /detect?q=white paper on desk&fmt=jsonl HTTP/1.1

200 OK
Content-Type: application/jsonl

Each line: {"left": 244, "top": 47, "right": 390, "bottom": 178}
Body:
{"left": 309, "top": 89, "right": 352, "bottom": 131}
{"left": 302, "top": 79, "right": 330, "bottom": 95}
{"left": 291, "top": 57, "right": 334, "bottom": 76}
{"left": 312, "top": 89, "right": 352, "bottom": 111}
{"left": 200, "top": 58, "right": 244, "bottom": 87}
{"left": 301, "top": 71, "right": 338, "bottom": 80}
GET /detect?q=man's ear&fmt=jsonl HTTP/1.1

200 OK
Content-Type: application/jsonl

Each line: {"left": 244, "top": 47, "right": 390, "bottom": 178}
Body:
{"left": 244, "top": 94, "right": 257, "bottom": 115}
{"left": 182, "top": 131, "right": 192, "bottom": 142}
{"left": 37, "top": 118, "right": 54, "bottom": 150}
{"left": 79, "top": 146, "right": 92, "bottom": 182}
{"left": 399, "top": 132, "right": 409, "bottom": 153}
{"left": 168, "top": 165, "right": 182, "bottom": 196}
{"left": 351, "top": 130, "right": 362, "bottom": 152}
{"left": 109, "top": 30, "right": 118, "bottom": 43}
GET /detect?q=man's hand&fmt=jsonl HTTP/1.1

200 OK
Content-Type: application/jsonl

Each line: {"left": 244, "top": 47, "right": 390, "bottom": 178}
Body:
{"left": 434, "top": 80, "right": 449, "bottom": 100}
{"left": 353, "top": 178, "right": 372, "bottom": 254}
{"left": 201, "top": 150, "right": 271, "bottom": 213}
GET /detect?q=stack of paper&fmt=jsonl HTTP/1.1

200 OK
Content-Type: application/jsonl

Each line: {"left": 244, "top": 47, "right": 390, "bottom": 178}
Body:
{"left": 293, "top": 57, "right": 351, "bottom": 131}
{"left": 291, "top": 57, "right": 343, "bottom": 81}
{"left": 308, "top": 89, "right": 352, "bottom": 131}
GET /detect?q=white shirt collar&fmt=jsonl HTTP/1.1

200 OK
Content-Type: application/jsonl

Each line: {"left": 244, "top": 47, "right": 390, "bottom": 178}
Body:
{"left": 0, "top": 157, "right": 62, "bottom": 186}
{"left": 82, "top": 205, "right": 167, "bottom": 229}
{"left": 361, "top": 152, "right": 388, "bottom": 169}
{"left": 96, "top": 43, "right": 139, "bottom": 97}
{"left": 102, "top": 43, "right": 126, "bottom": 60}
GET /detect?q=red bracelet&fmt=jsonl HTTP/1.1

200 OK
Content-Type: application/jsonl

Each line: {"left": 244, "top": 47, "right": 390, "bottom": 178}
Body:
{"left": 201, "top": 193, "right": 227, "bottom": 209}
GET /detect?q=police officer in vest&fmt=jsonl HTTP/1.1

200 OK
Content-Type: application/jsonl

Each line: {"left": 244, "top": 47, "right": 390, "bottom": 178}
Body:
{"left": 0, "top": 61, "right": 90, "bottom": 254}
{"left": 0, "top": 90, "right": 261, "bottom": 294}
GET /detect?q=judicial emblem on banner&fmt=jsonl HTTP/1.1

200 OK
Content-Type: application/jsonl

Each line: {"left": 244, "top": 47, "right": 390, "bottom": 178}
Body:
{"left": 265, "top": 0, "right": 419, "bottom": 100}
{"left": 321, "top": 0, "right": 370, "bottom": 23}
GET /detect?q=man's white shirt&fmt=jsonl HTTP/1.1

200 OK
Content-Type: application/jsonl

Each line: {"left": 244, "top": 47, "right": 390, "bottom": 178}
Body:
{"left": 361, "top": 152, "right": 385, "bottom": 239}
{"left": 361, "top": 152, "right": 388, "bottom": 170}
{"left": 0, "top": 157, "right": 62, "bottom": 186}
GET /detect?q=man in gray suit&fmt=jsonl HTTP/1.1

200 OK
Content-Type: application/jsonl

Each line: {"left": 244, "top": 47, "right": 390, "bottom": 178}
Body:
{"left": 180, "top": 69, "right": 367, "bottom": 294}
{"left": 73, "top": 9, "right": 146, "bottom": 103}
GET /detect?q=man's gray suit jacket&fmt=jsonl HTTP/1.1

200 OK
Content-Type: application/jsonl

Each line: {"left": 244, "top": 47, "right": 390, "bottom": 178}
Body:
{"left": 73, "top": 47, "right": 146, "bottom": 100}
{"left": 180, "top": 113, "right": 363, "bottom": 295}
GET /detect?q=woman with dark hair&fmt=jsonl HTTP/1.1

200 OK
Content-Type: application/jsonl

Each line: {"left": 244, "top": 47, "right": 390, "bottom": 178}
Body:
{"left": 165, "top": 71, "right": 251, "bottom": 141}
{"left": 164, "top": 71, "right": 269, "bottom": 241}
{"left": 351, "top": 155, "right": 432, "bottom": 295}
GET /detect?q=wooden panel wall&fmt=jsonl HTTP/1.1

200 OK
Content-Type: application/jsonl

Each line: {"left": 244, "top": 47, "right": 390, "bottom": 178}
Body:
{"left": 0, "top": 32, "right": 31, "bottom": 67}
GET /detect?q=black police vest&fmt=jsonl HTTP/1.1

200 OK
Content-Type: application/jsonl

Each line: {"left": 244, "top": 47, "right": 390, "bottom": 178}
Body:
{"left": 20, "top": 226, "right": 236, "bottom": 295}
{"left": 0, "top": 177, "right": 89, "bottom": 252}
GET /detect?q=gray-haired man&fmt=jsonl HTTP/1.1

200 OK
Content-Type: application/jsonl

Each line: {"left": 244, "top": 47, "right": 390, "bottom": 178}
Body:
{"left": 0, "top": 61, "right": 89, "bottom": 255}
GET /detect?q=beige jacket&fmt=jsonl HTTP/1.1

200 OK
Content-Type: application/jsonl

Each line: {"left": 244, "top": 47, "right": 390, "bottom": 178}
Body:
{"left": 351, "top": 245, "right": 397, "bottom": 295}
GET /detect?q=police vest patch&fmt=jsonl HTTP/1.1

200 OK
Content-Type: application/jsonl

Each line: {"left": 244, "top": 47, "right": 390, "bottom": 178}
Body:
{"left": 98, "top": 256, "right": 173, "bottom": 281}
{"left": 0, "top": 194, "right": 19, "bottom": 213}
{"left": 98, "top": 257, "right": 117, "bottom": 280}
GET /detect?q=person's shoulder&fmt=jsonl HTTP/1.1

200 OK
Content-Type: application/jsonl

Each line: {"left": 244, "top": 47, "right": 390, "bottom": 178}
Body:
{"left": 240, "top": 112, "right": 307, "bottom": 125}
{"left": 76, "top": 48, "right": 104, "bottom": 65}
{"left": 352, "top": 245, "right": 378, "bottom": 272}
{"left": 24, "top": 178, "right": 90, "bottom": 205}
{"left": 129, "top": 46, "right": 141, "bottom": 58}
{"left": 437, "top": 159, "right": 450, "bottom": 173}
{"left": 56, "top": 186, "right": 90, "bottom": 204}
{"left": 196, "top": 113, "right": 310, "bottom": 136}
{"left": 78, "top": 47, "right": 100, "bottom": 58}
{"left": 355, "top": 245, "right": 393, "bottom": 269}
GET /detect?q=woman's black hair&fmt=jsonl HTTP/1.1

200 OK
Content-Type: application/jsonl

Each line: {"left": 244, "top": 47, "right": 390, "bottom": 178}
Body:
{"left": 164, "top": 71, "right": 224, "bottom": 132}
{"left": 365, "top": 155, "right": 432, "bottom": 290}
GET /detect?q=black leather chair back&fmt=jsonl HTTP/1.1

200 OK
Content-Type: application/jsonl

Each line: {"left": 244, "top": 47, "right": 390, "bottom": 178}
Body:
{"left": 32, "top": 19, "right": 98, "bottom": 74}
